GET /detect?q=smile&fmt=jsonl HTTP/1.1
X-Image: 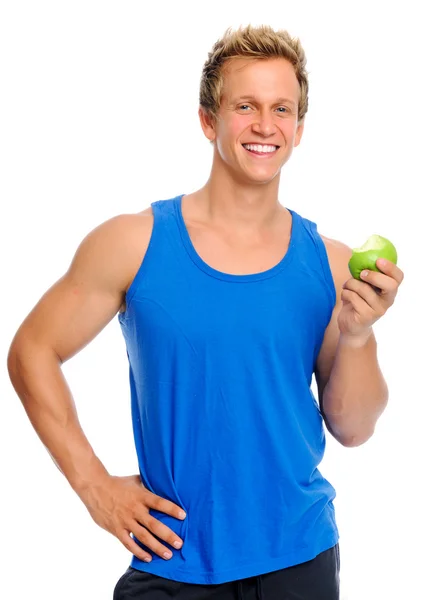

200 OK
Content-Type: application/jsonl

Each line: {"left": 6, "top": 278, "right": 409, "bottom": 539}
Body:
{"left": 242, "top": 143, "right": 280, "bottom": 157}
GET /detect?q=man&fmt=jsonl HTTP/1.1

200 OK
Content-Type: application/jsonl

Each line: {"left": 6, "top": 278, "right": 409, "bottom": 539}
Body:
{"left": 7, "top": 24, "right": 403, "bottom": 600}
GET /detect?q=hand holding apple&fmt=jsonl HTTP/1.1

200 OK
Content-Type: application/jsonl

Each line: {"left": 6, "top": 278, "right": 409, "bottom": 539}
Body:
{"left": 348, "top": 234, "right": 398, "bottom": 280}
{"left": 338, "top": 235, "right": 404, "bottom": 342}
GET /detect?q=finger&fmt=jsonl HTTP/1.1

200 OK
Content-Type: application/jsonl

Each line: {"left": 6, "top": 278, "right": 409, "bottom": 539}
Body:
{"left": 140, "top": 512, "right": 184, "bottom": 550}
{"left": 359, "top": 269, "right": 398, "bottom": 295}
{"left": 143, "top": 490, "right": 187, "bottom": 521}
{"left": 341, "top": 288, "right": 381, "bottom": 317}
{"left": 120, "top": 529, "right": 152, "bottom": 563}
{"left": 343, "top": 278, "right": 382, "bottom": 308}
{"left": 375, "top": 258, "right": 404, "bottom": 284}
{"left": 130, "top": 520, "right": 175, "bottom": 560}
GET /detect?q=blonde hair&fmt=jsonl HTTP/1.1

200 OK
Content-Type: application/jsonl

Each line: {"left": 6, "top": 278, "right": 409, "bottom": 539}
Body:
{"left": 199, "top": 24, "right": 309, "bottom": 125}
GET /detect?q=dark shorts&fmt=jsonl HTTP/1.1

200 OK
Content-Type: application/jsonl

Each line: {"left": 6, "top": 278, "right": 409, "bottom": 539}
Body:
{"left": 113, "top": 543, "right": 340, "bottom": 600}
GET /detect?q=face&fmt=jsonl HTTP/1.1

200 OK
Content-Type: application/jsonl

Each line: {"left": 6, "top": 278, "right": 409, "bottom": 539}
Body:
{"left": 199, "top": 57, "right": 305, "bottom": 184}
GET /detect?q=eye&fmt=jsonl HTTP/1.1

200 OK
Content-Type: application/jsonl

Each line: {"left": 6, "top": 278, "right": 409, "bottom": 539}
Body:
{"left": 238, "top": 105, "right": 289, "bottom": 113}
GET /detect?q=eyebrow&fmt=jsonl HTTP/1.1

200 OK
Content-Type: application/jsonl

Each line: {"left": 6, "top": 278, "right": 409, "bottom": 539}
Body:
{"left": 233, "top": 95, "right": 296, "bottom": 107}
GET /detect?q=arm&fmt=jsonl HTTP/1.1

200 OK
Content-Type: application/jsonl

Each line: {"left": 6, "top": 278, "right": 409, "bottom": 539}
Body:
{"left": 7, "top": 214, "right": 139, "bottom": 495}
{"left": 7, "top": 209, "right": 189, "bottom": 562}
{"left": 314, "top": 238, "right": 402, "bottom": 447}
{"left": 316, "top": 325, "right": 388, "bottom": 447}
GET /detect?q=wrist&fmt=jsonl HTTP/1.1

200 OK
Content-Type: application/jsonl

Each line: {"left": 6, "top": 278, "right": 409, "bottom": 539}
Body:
{"left": 69, "top": 456, "right": 110, "bottom": 499}
{"left": 339, "top": 327, "right": 374, "bottom": 348}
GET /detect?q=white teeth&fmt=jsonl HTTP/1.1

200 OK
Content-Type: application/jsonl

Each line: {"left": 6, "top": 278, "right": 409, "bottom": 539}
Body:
{"left": 243, "top": 144, "right": 277, "bottom": 153}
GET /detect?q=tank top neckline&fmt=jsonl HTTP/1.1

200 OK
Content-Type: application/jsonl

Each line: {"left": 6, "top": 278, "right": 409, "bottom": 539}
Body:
{"left": 173, "top": 193, "right": 297, "bottom": 283}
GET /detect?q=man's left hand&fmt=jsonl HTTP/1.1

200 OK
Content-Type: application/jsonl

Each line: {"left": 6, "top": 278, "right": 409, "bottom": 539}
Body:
{"left": 338, "top": 258, "right": 404, "bottom": 339}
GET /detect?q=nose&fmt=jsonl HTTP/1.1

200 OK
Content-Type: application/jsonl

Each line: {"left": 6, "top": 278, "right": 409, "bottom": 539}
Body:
{"left": 251, "top": 108, "right": 278, "bottom": 138}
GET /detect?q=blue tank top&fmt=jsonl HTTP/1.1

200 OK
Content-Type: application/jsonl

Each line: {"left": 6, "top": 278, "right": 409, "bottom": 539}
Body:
{"left": 118, "top": 193, "right": 339, "bottom": 584}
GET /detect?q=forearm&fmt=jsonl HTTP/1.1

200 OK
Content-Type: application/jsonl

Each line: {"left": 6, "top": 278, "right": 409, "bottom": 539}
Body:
{"left": 7, "top": 341, "right": 110, "bottom": 497}
{"left": 321, "top": 329, "right": 389, "bottom": 446}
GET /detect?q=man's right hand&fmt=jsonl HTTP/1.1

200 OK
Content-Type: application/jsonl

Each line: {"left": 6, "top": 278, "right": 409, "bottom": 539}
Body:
{"left": 81, "top": 474, "right": 186, "bottom": 563}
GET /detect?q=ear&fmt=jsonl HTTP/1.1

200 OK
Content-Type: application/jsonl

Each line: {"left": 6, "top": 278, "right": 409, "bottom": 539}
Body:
{"left": 294, "top": 118, "right": 305, "bottom": 148}
{"left": 198, "top": 106, "right": 217, "bottom": 143}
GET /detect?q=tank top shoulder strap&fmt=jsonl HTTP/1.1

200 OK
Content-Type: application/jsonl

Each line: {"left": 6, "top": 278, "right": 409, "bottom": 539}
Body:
{"left": 150, "top": 195, "right": 182, "bottom": 242}
{"left": 121, "top": 195, "right": 184, "bottom": 314}
{"left": 293, "top": 211, "right": 337, "bottom": 312}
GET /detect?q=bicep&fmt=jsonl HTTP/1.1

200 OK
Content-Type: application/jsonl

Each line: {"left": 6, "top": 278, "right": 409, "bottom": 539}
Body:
{"left": 10, "top": 216, "right": 131, "bottom": 363}
{"left": 18, "top": 274, "right": 121, "bottom": 363}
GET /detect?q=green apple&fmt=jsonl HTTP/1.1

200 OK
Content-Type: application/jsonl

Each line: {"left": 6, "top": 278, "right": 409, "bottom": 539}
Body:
{"left": 348, "top": 234, "right": 398, "bottom": 280}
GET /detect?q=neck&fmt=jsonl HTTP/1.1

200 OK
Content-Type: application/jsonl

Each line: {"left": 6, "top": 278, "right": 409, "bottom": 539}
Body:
{"left": 193, "top": 174, "right": 286, "bottom": 233}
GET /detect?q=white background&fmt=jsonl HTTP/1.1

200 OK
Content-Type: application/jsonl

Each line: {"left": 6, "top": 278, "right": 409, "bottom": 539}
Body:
{"left": 1, "top": 1, "right": 419, "bottom": 599}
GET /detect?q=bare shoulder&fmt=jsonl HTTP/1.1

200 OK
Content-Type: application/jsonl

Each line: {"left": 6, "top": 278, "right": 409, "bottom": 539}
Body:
{"left": 120, "top": 207, "right": 154, "bottom": 303}
{"left": 319, "top": 233, "right": 353, "bottom": 292}
{"left": 320, "top": 233, "right": 352, "bottom": 257}
{"left": 94, "top": 207, "right": 154, "bottom": 309}
{"left": 64, "top": 206, "right": 154, "bottom": 315}
{"left": 114, "top": 206, "right": 154, "bottom": 289}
